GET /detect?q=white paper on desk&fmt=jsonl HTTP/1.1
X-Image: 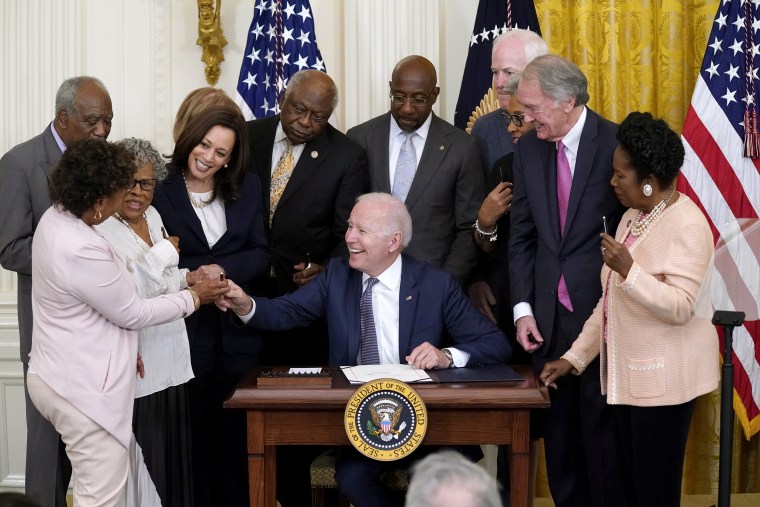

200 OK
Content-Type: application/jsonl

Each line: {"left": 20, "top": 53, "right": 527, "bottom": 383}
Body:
{"left": 289, "top": 367, "right": 322, "bottom": 374}
{"left": 340, "top": 364, "right": 433, "bottom": 384}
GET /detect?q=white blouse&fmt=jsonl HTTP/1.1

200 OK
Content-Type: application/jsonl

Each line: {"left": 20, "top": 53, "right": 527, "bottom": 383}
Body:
{"left": 95, "top": 205, "right": 194, "bottom": 398}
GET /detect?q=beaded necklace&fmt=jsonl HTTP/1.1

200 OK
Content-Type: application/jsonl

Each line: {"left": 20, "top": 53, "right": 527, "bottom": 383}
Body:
{"left": 113, "top": 212, "right": 154, "bottom": 251}
{"left": 629, "top": 188, "right": 676, "bottom": 237}
{"left": 182, "top": 172, "right": 216, "bottom": 208}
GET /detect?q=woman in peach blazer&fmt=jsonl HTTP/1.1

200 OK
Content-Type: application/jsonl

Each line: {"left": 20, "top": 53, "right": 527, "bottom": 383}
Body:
{"left": 27, "top": 140, "right": 228, "bottom": 507}
{"left": 540, "top": 112, "right": 719, "bottom": 507}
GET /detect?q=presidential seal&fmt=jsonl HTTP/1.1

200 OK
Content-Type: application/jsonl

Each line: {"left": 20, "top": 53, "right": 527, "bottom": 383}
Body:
{"left": 344, "top": 378, "right": 427, "bottom": 461}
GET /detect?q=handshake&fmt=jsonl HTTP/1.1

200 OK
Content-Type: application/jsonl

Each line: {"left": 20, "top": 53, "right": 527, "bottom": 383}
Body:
{"left": 184, "top": 263, "right": 251, "bottom": 315}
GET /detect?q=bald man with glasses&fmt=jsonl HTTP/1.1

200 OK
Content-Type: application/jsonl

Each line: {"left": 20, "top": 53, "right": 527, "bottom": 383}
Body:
{"left": 347, "top": 55, "right": 484, "bottom": 287}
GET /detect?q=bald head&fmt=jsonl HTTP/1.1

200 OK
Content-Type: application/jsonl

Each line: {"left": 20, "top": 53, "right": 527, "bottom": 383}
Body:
{"left": 280, "top": 69, "right": 337, "bottom": 144}
{"left": 389, "top": 56, "right": 440, "bottom": 132}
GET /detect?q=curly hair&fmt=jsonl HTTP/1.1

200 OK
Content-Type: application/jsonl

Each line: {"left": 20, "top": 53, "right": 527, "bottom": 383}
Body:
{"left": 168, "top": 103, "right": 248, "bottom": 202}
{"left": 116, "top": 138, "right": 168, "bottom": 180}
{"left": 616, "top": 112, "right": 684, "bottom": 186}
{"left": 50, "top": 139, "right": 134, "bottom": 218}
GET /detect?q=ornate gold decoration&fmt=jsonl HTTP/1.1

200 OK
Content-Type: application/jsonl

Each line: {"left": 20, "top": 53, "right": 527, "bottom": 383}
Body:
{"left": 465, "top": 87, "right": 500, "bottom": 134}
{"left": 197, "top": 0, "right": 227, "bottom": 85}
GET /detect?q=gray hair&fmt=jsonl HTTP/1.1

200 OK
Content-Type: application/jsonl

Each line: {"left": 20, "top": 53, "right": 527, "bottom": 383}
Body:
{"left": 492, "top": 29, "right": 548, "bottom": 65}
{"left": 284, "top": 69, "right": 339, "bottom": 110}
{"left": 503, "top": 73, "right": 521, "bottom": 96}
{"left": 115, "top": 138, "right": 168, "bottom": 181}
{"left": 522, "top": 54, "right": 589, "bottom": 106}
{"left": 405, "top": 451, "right": 501, "bottom": 507}
{"left": 55, "top": 76, "right": 109, "bottom": 116}
{"left": 356, "top": 192, "right": 412, "bottom": 248}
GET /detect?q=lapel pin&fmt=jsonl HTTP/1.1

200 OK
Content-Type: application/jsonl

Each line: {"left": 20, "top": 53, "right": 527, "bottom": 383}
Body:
{"left": 311, "top": 150, "right": 318, "bottom": 158}
{"left": 439, "top": 145, "right": 445, "bottom": 151}
{"left": 405, "top": 295, "right": 413, "bottom": 301}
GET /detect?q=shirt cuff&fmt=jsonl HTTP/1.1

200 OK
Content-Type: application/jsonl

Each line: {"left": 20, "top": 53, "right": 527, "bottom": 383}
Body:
{"left": 237, "top": 297, "right": 257, "bottom": 324}
{"left": 446, "top": 347, "right": 470, "bottom": 368}
{"left": 513, "top": 302, "right": 534, "bottom": 324}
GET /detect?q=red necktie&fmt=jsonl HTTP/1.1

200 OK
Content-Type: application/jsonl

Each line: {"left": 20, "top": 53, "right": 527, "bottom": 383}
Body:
{"left": 556, "top": 141, "right": 574, "bottom": 312}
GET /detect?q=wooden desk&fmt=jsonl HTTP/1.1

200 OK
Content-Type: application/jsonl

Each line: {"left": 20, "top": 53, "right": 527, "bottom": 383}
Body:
{"left": 225, "top": 365, "right": 549, "bottom": 507}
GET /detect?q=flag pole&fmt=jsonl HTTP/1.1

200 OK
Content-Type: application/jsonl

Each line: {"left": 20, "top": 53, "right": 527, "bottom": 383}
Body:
{"left": 712, "top": 310, "right": 746, "bottom": 507}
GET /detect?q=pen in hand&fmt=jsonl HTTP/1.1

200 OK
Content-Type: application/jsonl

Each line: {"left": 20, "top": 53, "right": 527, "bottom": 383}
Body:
{"left": 602, "top": 216, "right": 608, "bottom": 235}
{"left": 161, "top": 226, "right": 168, "bottom": 239}
{"left": 305, "top": 252, "right": 311, "bottom": 270}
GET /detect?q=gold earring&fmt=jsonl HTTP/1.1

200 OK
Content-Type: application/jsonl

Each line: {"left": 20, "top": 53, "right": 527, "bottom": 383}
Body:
{"left": 94, "top": 209, "right": 102, "bottom": 221}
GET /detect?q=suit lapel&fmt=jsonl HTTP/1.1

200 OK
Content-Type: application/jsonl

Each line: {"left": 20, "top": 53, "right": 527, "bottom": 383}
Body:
{"left": 404, "top": 115, "right": 449, "bottom": 209}
{"left": 346, "top": 268, "right": 364, "bottom": 364}
{"left": 368, "top": 115, "right": 392, "bottom": 192}
{"left": 249, "top": 116, "right": 278, "bottom": 222}
{"left": 397, "top": 256, "right": 419, "bottom": 360}
{"left": 276, "top": 128, "right": 331, "bottom": 210}
{"left": 563, "top": 110, "right": 599, "bottom": 242}
{"left": 163, "top": 174, "right": 208, "bottom": 245}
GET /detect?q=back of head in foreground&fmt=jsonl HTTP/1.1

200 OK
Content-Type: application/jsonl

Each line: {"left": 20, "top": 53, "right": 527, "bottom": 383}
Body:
{"left": 405, "top": 450, "right": 502, "bottom": 507}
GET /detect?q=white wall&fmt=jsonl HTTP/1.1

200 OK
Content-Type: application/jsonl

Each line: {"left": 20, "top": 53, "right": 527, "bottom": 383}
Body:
{"left": 0, "top": 0, "right": 480, "bottom": 493}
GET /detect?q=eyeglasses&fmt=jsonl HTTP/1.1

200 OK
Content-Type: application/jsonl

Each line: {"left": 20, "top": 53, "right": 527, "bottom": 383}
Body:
{"left": 129, "top": 178, "right": 158, "bottom": 191}
{"left": 501, "top": 111, "right": 525, "bottom": 128}
{"left": 389, "top": 93, "right": 434, "bottom": 107}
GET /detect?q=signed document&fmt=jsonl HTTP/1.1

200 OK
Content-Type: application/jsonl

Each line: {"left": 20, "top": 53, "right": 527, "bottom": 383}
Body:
{"left": 340, "top": 364, "right": 434, "bottom": 384}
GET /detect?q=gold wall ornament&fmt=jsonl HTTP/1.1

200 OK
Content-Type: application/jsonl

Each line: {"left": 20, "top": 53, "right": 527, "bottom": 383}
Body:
{"left": 196, "top": 0, "right": 227, "bottom": 85}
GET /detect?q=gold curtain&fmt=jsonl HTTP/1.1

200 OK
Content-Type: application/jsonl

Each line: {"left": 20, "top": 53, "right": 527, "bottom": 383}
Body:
{"left": 530, "top": 0, "right": 760, "bottom": 496}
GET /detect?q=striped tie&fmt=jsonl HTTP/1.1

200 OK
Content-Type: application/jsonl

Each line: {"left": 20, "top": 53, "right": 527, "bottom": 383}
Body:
{"left": 360, "top": 277, "right": 380, "bottom": 364}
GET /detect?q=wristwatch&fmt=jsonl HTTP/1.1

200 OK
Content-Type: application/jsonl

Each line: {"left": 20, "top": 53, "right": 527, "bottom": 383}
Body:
{"left": 441, "top": 348, "right": 454, "bottom": 368}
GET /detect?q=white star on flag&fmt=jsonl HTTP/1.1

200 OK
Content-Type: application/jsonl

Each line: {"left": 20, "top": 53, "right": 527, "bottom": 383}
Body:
{"left": 236, "top": 0, "right": 327, "bottom": 120}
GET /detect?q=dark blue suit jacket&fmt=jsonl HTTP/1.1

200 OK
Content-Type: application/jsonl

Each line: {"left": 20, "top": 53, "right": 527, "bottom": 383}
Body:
{"left": 509, "top": 109, "right": 626, "bottom": 358}
{"left": 153, "top": 170, "right": 270, "bottom": 353}
{"left": 249, "top": 254, "right": 511, "bottom": 366}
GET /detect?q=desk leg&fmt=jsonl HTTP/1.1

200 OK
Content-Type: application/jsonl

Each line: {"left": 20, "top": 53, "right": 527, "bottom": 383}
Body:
{"left": 247, "top": 411, "right": 272, "bottom": 507}
{"left": 510, "top": 409, "right": 531, "bottom": 507}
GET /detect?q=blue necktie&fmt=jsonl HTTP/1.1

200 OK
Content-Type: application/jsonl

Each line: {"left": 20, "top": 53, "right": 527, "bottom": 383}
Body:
{"left": 391, "top": 132, "right": 417, "bottom": 202}
{"left": 360, "top": 277, "right": 380, "bottom": 364}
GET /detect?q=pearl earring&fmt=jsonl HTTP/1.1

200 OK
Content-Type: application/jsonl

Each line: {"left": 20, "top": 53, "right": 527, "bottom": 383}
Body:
{"left": 224, "top": 164, "right": 228, "bottom": 168}
{"left": 643, "top": 183, "right": 653, "bottom": 197}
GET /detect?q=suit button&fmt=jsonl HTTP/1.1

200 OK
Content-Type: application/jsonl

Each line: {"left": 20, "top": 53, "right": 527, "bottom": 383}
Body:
{"left": 560, "top": 257, "right": 567, "bottom": 262}
{"left": 550, "top": 289, "right": 556, "bottom": 295}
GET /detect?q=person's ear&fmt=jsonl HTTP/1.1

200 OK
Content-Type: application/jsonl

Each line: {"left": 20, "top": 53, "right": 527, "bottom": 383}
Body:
{"left": 57, "top": 109, "right": 70, "bottom": 130}
{"left": 388, "top": 232, "right": 402, "bottom": 253}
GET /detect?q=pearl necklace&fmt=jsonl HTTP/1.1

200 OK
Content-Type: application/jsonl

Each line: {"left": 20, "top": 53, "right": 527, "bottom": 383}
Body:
{"left": 630, "top": 188, "right": 676, "bottom": 237}
{"left": 113, "top": 212, "right": 154, "bottom": 251}
{"left": 182, "top": 173, "right": 216, "bottom": 208}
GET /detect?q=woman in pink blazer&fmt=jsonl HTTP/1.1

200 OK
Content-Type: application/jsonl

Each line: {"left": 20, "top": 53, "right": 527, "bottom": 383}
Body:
{"left": 540, "top": 112, "right": 719, "bottom": 507}
{"left": 27, "top": 140, "right": 229, "bottom": 507}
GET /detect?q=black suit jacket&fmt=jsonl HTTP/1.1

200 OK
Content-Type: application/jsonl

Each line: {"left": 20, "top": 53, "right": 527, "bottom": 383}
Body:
{"left": 508, "top": 109, "right": 626, "bottom": 358}
{"left": 246, "top": 115, "right": 369, "bottom": 296}
{"left": 152, "top": 171, "right": 270, "bottom": 353}
{"left": 249, "top": 254, "right": 511, "bottom": 367}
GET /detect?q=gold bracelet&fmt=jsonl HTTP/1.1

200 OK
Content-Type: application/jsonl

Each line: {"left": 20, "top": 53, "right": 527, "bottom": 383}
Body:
{"left": 187, "top": 288, "right": 201, "bottom": 311}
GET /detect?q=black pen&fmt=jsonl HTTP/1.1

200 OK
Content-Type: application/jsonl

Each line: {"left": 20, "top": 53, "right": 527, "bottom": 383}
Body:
{"left": 160, "top": 226, "right": 168, "bottom": 239}
{"left": 602, "top": 216, "right": 608, "bottom": 235}
{"left": 305, "top": 252, "right": 311, "bottom": 270}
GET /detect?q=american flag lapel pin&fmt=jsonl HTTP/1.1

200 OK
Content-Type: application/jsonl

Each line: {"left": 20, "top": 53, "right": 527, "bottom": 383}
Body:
{"left": 405, "top": 295, "right": 413, "bottom": 301}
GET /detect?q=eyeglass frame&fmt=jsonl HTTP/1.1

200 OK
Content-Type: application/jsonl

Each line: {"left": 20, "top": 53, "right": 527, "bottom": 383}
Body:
{"left": 389, "top": 91, "right": 436, "bottom": 108}
{"left": 129, "top": 178, "right": 159, "bottom": 191}
{"left": 501, "top": 111, "right": 526, "bottom": 128}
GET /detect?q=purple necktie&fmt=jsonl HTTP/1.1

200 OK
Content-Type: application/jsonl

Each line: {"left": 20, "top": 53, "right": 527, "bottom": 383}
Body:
{"left": 556, "top": 141, "right": 574, "bottom": 312}
{"left": 360, "top": 277, "right": 381, "bottom": 364}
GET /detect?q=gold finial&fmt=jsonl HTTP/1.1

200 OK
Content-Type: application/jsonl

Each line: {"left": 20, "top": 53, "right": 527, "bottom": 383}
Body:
{"left": 197, "top": 0, "right": 228, "bottom": 85}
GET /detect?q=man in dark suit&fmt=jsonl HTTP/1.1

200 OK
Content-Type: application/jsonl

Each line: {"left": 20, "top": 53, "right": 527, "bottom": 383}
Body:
{"left": 0, "top": 76, "right": 112, "bottom": 507}
{"left": 219, "top": 192, "right": 510, "bottom": 507}
{"left": 246, "top": 69, "right": 368, "bottom": 366}
{"left": 347, "top": 56, "right": 484, "bottom": 287}
{"left": 508, "top": 55, "right": 627, "bottom": 507}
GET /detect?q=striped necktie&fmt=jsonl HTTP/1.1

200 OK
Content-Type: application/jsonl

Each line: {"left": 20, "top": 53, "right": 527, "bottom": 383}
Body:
{"left": 360, "top": 277, "right": 381, "bottom": 364}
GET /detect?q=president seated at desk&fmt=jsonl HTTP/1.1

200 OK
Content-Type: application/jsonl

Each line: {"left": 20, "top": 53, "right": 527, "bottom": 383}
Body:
{"left": 217, "top": 192, "right": 511, "bottom": 507}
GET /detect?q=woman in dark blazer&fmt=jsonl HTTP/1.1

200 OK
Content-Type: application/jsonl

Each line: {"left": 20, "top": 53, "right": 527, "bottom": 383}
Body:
{"left": 152, "top": 104, "right": 269, "bottom": 507}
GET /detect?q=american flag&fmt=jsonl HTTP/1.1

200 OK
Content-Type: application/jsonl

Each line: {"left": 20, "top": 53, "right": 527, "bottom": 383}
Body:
{"left": 453, "top": 0, "right": 541, "bottom": 129}
{"left": 235, "top": 0, "right": 326, "bottom": 120}
{"left": 680, "top": 0, "right": 760, "bottom": 439}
